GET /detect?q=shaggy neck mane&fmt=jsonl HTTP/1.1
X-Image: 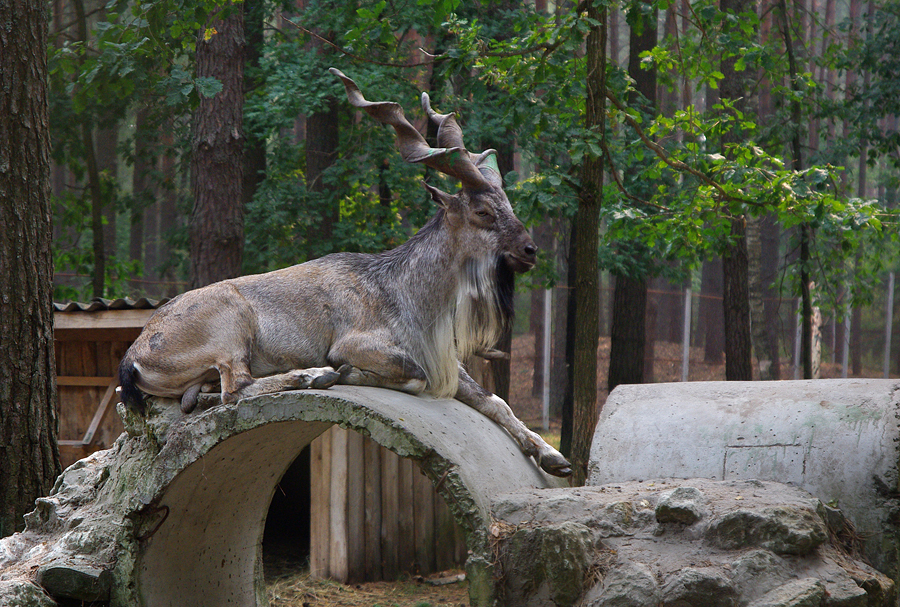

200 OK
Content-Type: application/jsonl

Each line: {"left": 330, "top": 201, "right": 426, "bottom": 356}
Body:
{"left": 371, "top": 211, "right": 513, "bottom": 399}
{"left": 455, "top": 254, "right": 510, "bottom": 364}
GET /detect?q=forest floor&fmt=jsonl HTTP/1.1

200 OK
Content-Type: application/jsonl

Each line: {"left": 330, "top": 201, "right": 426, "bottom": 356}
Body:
{"left": 265, "top": 564, "right": 469, "bottom": 607}
{"left": 263, "top": 332, "right": 888, "bottom": 606}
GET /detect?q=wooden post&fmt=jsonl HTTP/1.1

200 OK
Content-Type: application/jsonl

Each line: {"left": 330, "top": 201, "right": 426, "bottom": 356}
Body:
{"left": 682, "top": 287, "right": 692, "bottom": 382}
{"left": 363, "top": 439, "right": 382, "bottom": 581}
{"left": 397, "top": 457, "right": 416, "bottom": 574}
{"left": 885, "top": 272, "right": 895, "bottom": 379}
{"left": 329, "top": 427, "right": 349, "bottom": 582}
{"left": 346, "top": 430, "right": 366, "bottom": 582}
{"left": 413, "top": 466, "right": 435, "bottom": 574}
{"left": 380, "top": 447, "right": 400, "bottom": 579}
{"left": 309, "top": 428, "right": 332, "bottom": 578}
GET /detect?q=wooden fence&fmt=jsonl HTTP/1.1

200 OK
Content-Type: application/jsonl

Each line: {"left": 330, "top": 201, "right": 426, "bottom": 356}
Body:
{"left": 310, "top": 426, "right": 467, "bottom": 582}
{"left": 54, "top": 306, "right": 155, "bottom": 467}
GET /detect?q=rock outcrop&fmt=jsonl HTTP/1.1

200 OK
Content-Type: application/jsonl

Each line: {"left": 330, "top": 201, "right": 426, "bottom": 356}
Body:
{"left": 491, "top": 479, "right": 894, "bottom": 607}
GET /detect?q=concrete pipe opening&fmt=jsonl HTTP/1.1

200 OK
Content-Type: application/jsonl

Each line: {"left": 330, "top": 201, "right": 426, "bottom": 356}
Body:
{"left": 131, "top": 386, "right": 561, "bottom": 606}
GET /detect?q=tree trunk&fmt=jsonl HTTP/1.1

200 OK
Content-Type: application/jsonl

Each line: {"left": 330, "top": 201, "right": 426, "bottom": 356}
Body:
{"left": 550, "top": 223, "right": 570, "bottom": 418}
{"left": 565, "top": 3, "right": 605, "bottom": 486}
{"left": 608, "top": 274, "right": 648, "bottom": 391}
{"left": 190, "top": 5, "right": 245, "bottom": 288}
{"left": 129, "top": 108, "right": 151, "bottom": 293}
{"left": 97, "top": 121, "right": 118, "bottom": 262}
{"left": 719, "top": 0, "right": 757, "bottom": 380}
{"left": 305, "top": 104, "right": 339, "bottom": 255}
{"left": 777, "top": 0, "right": 812, "bottom": 378}
{"left": 747, "top": 215, "right": 777, "bottom": 379}
{"left": 242, "top": 0, "right": 266, "bottom": 213}
{"left": 722, "top": 218, "right": 753, "bottom": 380}
{"left": 761, "top": 215, "right": 782, "bottom": 378}
{"left": 73, "top": 0, "right": 106, "bottom": 298}
{"left": 159, "top": 127, "right": 179, "bottom": 297}
{"left": 700, "top": 257, "right": 726, "bottom": 363}
{"left": 530, "top": 222, "right": 553, "bottom": 398}
{"left": 607, "top": 0, "right": 656, "bottom": 392}
{"left": 0, "top": 0, "right": 61, "bottom": 537}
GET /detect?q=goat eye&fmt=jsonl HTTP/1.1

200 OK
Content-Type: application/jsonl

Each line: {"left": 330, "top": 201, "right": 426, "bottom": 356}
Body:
{"left": 475, "top": 210, "right": 491, "bottom": 218}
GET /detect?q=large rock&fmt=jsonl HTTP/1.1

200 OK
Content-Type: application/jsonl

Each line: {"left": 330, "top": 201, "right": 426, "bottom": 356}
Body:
{"left": 489, "top": 479, "right": 894, "bottom": 607}
{"left": 588, "top": 379, "right": 900, "bottom": 582}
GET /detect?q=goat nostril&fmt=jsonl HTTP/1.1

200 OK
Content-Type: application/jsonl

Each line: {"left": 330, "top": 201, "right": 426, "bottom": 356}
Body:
{"left": 524, "top": 244, "right": 537, "bottom": 257}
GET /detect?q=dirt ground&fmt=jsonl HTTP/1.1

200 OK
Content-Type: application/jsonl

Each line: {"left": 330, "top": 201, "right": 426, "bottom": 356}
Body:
{"left": 265, "top": 569, "right": 469, "bottom": 607}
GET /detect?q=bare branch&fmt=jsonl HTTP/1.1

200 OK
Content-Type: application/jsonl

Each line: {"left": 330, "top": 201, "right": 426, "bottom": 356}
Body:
{"left": 277, "top": 18, "right": 439, "bottom": 69}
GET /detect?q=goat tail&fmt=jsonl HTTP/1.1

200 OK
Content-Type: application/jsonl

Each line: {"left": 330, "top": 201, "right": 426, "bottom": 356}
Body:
{"left": 118, "top": 355, "right": 146, "bottom": 415}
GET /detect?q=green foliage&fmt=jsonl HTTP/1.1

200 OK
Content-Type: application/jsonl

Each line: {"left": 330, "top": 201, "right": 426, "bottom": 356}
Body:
{"left": 45, "top": 0, "right": 896, "bottom": 310}
{"left": 441, "top": 0, "right": 895, "bottom": 319}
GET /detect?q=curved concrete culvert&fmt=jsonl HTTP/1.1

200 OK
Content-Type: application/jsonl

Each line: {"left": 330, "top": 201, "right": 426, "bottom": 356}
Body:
{"left": 137, "top": 386, "right": 562, "bottom": 607}
{"left": 0, "top": 386, "right": 561, "bottom": 607}
{"left": 588, "top": 379, "right": 900, "bottom": 583}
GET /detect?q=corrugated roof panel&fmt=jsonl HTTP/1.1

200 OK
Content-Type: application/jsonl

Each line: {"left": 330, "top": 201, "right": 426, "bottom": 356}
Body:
{"left": 53, "top": 297, "right": 170, "bottom": 313}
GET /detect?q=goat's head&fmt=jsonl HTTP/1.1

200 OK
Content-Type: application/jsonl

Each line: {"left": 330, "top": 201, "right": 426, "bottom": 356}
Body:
{"left": 330, "top": 68, "right": 537, "bottom": 272}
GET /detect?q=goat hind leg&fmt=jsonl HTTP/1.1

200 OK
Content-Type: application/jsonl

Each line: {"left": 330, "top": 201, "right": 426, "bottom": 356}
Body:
{"left": 232, "top": 366, "right": 341, "bottom": 400}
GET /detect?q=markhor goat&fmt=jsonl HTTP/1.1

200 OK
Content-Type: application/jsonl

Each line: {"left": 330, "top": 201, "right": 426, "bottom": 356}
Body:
{"left": 118, "top": 69, "right": 572, "bottom": 477}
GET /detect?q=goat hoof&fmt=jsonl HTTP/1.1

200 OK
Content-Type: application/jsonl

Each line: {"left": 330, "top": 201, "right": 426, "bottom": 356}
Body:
{"left": 311, "top": 370, "right": 341, "bottom": 389}
{"left": 539, "top": 453, "right": 573, "bottom": 477}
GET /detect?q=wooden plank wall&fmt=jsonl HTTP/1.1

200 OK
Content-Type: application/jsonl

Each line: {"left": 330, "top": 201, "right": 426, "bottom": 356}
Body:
{"left": 54, "top": 337, "right": 128, "bottom": 468}
{"left": 310, "top": 426, "right": 468, "bottom": 583}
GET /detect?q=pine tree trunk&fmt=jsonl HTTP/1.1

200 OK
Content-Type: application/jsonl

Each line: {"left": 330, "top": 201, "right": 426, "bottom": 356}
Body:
{"left": 129, "top": 109, "right": 150, "bottom": 294}
{"left": 0, "top": 0, "right": 61, "bottom": 537}
{"left": 720, "top": 0, "right": 756, "bottom": 380}
{"left": 305, "top": 105, "right": 339, "bottom": 254}
{"left": 190, "top": 6, "right": 245, "bottom": 288}
{"left": 761, "top": 215, "right": 782, "bottom": 378}
{"left": 608, "top": 274, "right": 648, "bottom": 391}
{"left": 550, "top": 224, "right": 570, "bottom": 418}
{"left": 72, "top": 0, "right": 107, "bottom": 298}
{"left": 700, "top": 257, "right": 726, "bottom": 363}
{"left": 530, "top": 222, "right": 552, "bottom": 398}
{"left": 747, "top": 215, "right": 777, "bottom": 379}
{"left": 159, "top": 128, "right": 179, "bottom": 297}
{"left": 607, "top": 0, "right": 655, "bottom": 392}
{"left": 98, "top": 121, "right": 118, "bottom": 261}
{"left": 723, "top": 219, "right": 753, "bottom": 380}
{"left": 566, "top": 3, "right": 605, "bottom": 485}
{"left": 242, "top": 0, "right": 266, "bottom": 213}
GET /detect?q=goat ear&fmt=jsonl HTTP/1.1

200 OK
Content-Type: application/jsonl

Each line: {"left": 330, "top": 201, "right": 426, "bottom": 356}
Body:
{"left": 423, "top": 183, "right": 460, "bottom": 213}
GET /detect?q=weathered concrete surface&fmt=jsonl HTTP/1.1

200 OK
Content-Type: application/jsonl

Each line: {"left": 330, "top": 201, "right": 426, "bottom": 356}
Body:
{"left": 490, "top": 479, "right": 894, "bottom": 607}
{"left": 0, "top": 386, "right": 562, "bottom": 607}
{"left": 588, "top": 379, "right": 900, "bottom": 581}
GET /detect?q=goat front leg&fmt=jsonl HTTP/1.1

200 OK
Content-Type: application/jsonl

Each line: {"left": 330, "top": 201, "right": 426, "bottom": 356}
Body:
{"left": 455, "top": 367, "right": 572, "bottom": 477}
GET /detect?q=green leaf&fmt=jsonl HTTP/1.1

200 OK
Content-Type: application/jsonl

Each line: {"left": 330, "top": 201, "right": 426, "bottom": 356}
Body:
{"left": 195, "top": 76, "right": 223, "bottom": 98}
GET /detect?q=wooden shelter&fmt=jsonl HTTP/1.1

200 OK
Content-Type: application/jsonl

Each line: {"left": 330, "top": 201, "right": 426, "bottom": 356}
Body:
{"left": 54, "top": 298, "right": 162, "bottom": 468}
{"left": 52, "top": 299, "right": 466, "bottom": 581}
